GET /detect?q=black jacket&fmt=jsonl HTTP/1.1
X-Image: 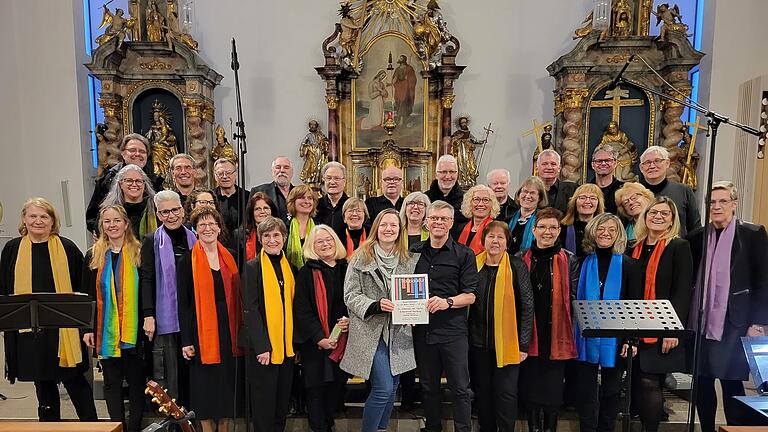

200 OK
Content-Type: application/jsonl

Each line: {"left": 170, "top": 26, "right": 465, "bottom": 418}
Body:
{"left": 248, "top": 181, "right": 294, "bottom": 224}
{"left": 316, "top": 193, "right": 349, "bottom": 233}
{"left": 546, "top": 179, "right": 578, "bottom": 214}
{"left": 497, "top": 196, "right": 519, "bottom": 223}
{"left": 424, "top": 180, "right": 467, "bottom": 224}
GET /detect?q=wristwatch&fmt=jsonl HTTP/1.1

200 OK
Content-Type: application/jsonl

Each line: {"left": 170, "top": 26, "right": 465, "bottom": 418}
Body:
{"left": 446, "top": 297, "right": 454, "bottom": 309}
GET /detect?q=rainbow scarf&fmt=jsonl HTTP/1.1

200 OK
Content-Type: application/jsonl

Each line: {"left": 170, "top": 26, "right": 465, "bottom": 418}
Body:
{"left": 96, "top": 248, "right": 139, "bottom": 358}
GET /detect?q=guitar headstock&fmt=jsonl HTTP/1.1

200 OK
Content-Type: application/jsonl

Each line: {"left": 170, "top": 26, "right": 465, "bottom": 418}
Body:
{"left": 145, "top": 380, "right": 188, "bottom": 421}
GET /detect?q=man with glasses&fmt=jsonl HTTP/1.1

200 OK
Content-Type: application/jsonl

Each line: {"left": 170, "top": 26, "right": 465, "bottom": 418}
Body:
{"left": 249, "top": 155, "right": 295, "bottom": 223}
{"left": 589, "top": 144, "right": 624, "bottom": 214}
{"left": 85, "top": 133, "right": 164, "bottom": 235}
{"left": 213, "top": 157, "right": 247, "bottom": 235}
{"left": 140, "top": 190, "right": 197, "bottom": 407}
{"left": 315, "top": 161, "right": 349, "bottom": 233}
{"left": 365, "top": 165, "right": 404, "bottom": 221}
{"left": 639, "top": 146, "right": 700, "bottom": 236}
{"left": 487, "top": 168, "right": 518, "bottom": 222}
{"left": 411, "top": 200, "right": 478, "bottom": 432}
{"left": 425, "top": 154, "right": 467, "bottom": 224}
{"left": 536, "top": 149, "right": 577, "bottom": 214}
{"left": 169, "top": 153, "right": 197, "bottom": 206}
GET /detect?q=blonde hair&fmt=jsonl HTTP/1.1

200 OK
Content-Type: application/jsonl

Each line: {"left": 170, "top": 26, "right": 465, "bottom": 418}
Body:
{"left": 287, "top": 184, "right": 318, "bottom": 218}
{"left": 342, "top": 197, "right": 368, "bottom": 219}
{"left": 460, "top": 184, "right": 500, "bottom": 219}
{"left": 614, "top": 182, "right": 654, "bottom": 220}
{"left": 89, "top": 205, "right": 141, "bottom": 270}
{"left": 632, "top": 196, "right": 681, "bottom": 244}
{"left": 582, "top": 213, "right": 627, "bottom": 255}
{"left": 561, "top": 183, "right": 605, "bottom": 225}
{"left": 18, "top": 197, "right": 60, "bottom": 236}
{"left": 351, "top": 208, "right": 411, "bottom": 265}
{"left": 303, "top": 225, "right": 346, "bottom": 261}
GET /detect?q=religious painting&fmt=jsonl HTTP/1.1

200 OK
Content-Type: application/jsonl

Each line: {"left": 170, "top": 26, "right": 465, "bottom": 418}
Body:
{"left": 405, "top": 165, "right": 427, "bottom": 193}
{"left": 353, "top": 33, "right": 427, "bottom": 150}
{"left": 352, "top": 165, "right": 375, "bottom": 200}
{"left": 584, "top": 83, "right": 655, "bottom": 182}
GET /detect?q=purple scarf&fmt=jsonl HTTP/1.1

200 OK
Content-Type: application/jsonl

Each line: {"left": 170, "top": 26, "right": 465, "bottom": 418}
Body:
{"left": 153, "top": 225, "right": 197, "bottom": 335}
{"left": 694, "top": 218, "right": 736, "bottom": 341}
{"left": 565, "top": 225, "right": 576, "bottom": 254}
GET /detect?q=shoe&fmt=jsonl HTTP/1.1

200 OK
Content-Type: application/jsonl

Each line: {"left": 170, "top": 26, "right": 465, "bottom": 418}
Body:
{"left": 543, "top": 411, "right": 558, "bottom": 432}
{"left": 528, "top": 408, "right": 543, "bottom": 432}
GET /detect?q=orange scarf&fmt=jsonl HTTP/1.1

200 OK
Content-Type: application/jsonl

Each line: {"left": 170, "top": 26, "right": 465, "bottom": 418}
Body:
{"left": 458, "top": 216, "right": 493, "bottom": 255}
{"left": 632, "top": 239, "right": 667, "bottom": 344}
{"left": 246, "top": 229, "right": 259, "bottom": 262}
{"left": 345, "top": 228, "right": 366, "bottom": 258}
{"left": 191, "top": 241, "right": 243, "bottom": 364}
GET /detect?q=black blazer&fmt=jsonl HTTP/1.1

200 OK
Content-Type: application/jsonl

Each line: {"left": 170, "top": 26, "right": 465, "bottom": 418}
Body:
{"left": 627, "top": 237, "right": 693, "bottom": 373}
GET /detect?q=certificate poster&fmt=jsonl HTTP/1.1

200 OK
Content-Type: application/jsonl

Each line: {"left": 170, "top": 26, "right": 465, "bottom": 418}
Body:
{"left": 390, "top": 274, "right": 429, "bottom": 325}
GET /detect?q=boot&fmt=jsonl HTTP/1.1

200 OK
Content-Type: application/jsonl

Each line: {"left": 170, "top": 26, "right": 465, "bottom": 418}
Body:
{"left": 543, "top": 409, "right": 559, "bottom": 432}
{"left": 38, "top": 405, "right": 60, "bottom": 422}
{"left": 528, "top": 407, "right": 543, "bottom": 432}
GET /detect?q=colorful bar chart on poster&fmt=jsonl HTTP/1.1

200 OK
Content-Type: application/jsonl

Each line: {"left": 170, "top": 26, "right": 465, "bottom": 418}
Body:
{"left": 390, "top": 274, "right": 429, "bottom": 325}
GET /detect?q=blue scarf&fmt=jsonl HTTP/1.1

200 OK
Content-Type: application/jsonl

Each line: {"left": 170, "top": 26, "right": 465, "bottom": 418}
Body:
{"left": 626, "top": 223, "right": 635, "bottom": 242}
{"left": 574, "top": 252, "right": 623, "bottom": 367}
{"left": 508, "top": 210, "right": 536, "bottom": 252}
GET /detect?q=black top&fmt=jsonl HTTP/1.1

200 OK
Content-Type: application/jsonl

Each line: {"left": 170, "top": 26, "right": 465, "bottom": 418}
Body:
{"left": 497, "top": 196, "right": 519, "bottom": 223}
{"left": 641, "top": 178, "right": 701, "bottom": 237}
{"left": 546, "top": 179, "right": 578, "bottom": 214}
{"left": 215, "top": 185, "right": 247, "bottom": 237}
{"left": 249, "top": 181, "right": 294, "bottom": 224}
{"left": 316, "top": 193, "right": 349, "bottom": 234}
{"left": 335, "top": 226, "right": 365, "bottom": 251}
{"left": 590, "top": 177, "right": 624, "bottom": 215}
{"left": 365, "top": 194, "right": 404, "bottom": 222}
{"left": 140, "top": 226, "right": 193, "bottom": 319}
{"left": 424, "top": 179, "right": 467, "bottom": 224}
{"left": 123, "top": 200, "right": 156, "bottom": 239}
{"left": 411, "top": 237, "right": 479, "bottom": 343}
{"left": 407, "top": 234, "right": 423, "bottom": 248}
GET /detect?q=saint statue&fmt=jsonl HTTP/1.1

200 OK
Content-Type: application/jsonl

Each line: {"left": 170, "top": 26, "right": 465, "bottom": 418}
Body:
{"left": 599, "top": 120, "right": 638, "bottom": 182}
{"left": 338, "top": 3, "right": 362, "bottom": 61}
{"left": 679, "top": 126, "right": 700, "bottom": 190}
{"left": 146, "top": 0, "right": 166, "bottom": 43}
{"left": 611, "top": 0, "right": 633, "bottom": 37}
{"left": 299, "top": 120, "right": 329, "bottom": 185}
{"left": 450, "top": 116, "right": 486, "bottom": 189}
{"left": 164, "top": 2, "right": 198, "bottom": 51}
{"left": 413, "top": 0, "right": 450, "bottom": 62}
{"left": 532, "top": 124, "right": 553, "bottom": 175}
{"left": 145, "top": 100, "right": 178, "bottom": 178}
{"left": 211, "top": 124, "right": 237, "bottom": 163}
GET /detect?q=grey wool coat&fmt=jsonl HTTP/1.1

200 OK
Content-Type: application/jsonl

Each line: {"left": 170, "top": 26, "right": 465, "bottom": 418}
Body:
{"left": 340, "top": 251, "right": 419, "bottom": 380}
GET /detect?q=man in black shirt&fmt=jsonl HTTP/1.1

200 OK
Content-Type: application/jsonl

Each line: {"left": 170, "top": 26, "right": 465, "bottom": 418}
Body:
{"left": 249, "top": 156, "right": 295, "bottom": 223}
{"left": 169, "top": 154, "right": 196, "bottom": 207}
{"left": 213, "top": 157, "right": 247, "bottom": 235}
{"left": 425, "top": 154, "right": 467, "bottom": 224}
{"left": 487, "top": 168, "right": 518, "bottom": 222}
{"left": 589, "top": 144, "right": 624, "bottom": 214}
{"left": 315, "top": 161, "right": 349, "bottom": 233}
{"left": 365, "top": 165, "right": 404, "bottom": 221}
{"left": 411, "top": 200, "right": 478, "bottom": 432}
{"left": 537, "top": 149, "right": 577, "bottom": 213}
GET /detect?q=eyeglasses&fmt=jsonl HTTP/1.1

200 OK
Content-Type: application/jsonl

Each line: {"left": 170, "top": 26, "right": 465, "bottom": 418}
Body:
{"left": 157, "top": 206, "right": 183, "bottom": 217}
{"left": 253, "top": 206, "right": 271, "bottom": 213}
{"left": 592, "top": 158, "right": 615, "bottom": 165}
{"left": 345, "top": 208, "right": 364, "bottom": 215}
{"left": 621, "top": 193, "right": 643, "bottom": 206}
{"left": 197, "top": 222, "right": 219, "bottom": 230}
{"left": 382, "top": 177, "right": 402, "bottom": 183}
{"left": 647, "top": 209, "right": 672, "bottom": 218}
{"left": 314, "top": 237, "right": 335, "bottom": 245}
{"left": 324, "top": 176, "right": 345, "bottom": 182}
{"left": 576, "top": 195, "right": 599, "bottom": 203}
{"left": 406, "top": 201, "right": 426, "bottom": 208}
{"left": 427, "top": 215, "right": 453, "bottom": 223}
{"left": 195, "top": 200, "right": 215, "bottom": 206}
{"left": 173, "top": 165, "right": 194, "bottom": 172}
{"left": 596, "top": 226, "right": 618, "bottom": 235}
{"left": 471, "top": 197, "right": 492, "bottom": 204}
{"left": 120, "top": 178, "right": 143, "bottom": 186}
{"left": 436, "top": 170, "right": 458, "bottom": 175}
{"left": 124, "top": 148, "right": 147, "bottom": 155}
{"left": 535, "top": 225, "right": 560, "bottom": 232}
{"left": 641, "top": 158, "right": 667, "bottom": 167}
{"left": 215, "top": 169, "right": 236, "bottom": 178}
{"left": 708, "top": 199, "right": 734, "bottom": 207}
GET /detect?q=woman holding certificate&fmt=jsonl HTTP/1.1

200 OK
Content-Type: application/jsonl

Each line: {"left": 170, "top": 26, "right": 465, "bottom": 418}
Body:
{"left": 341, "top": 209, "right": 418, "bottom": 432}
{"left": 294, "top": 225, "right": 350, "bottom": 432}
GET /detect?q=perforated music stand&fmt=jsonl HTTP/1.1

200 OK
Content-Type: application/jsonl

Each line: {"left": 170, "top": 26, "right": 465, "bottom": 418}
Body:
{"left": 573, "top": 299, "right": 689, "bottom": 432}
{"left": 0, "top": 292, "right": 94, "bottom": 332}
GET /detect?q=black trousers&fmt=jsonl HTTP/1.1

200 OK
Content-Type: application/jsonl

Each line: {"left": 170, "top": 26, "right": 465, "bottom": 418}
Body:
{"left": 34, "top": 374, "right": 97, "bottom": 421}
{"left": 248, "top": 358, "right": 294, "bottom": 432}
{"left": 470, "top": 346, "right": 520, "bottom": 432}
{"left": 415, "top": 336, "right": 472, "bottom": 432}
{"left": 305, "top": 376, "right": 347, "bottom": 432}
{"left": 101, "top": 353, "right": 146, "bottom": 432}
{"left": 573, "top": 361, "right": 622, "bottom": 432}
{"left": 696, "top": 376, "right": 753, "bottom": 432}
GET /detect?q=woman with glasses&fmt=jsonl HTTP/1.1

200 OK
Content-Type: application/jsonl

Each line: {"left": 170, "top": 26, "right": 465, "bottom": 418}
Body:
{"left": 508, "top": 176, "right": 548, "bottom": 255}
{"left": 337, "top": 197, "right": 369, "bottom": 258}
{"left": 232, "top": 192, "right": 278, "bottom": 264}
{"left": 614, "top": 182, "right": 654, "bottom": 243}
{"left": 96, "top": 164, "right": 158, "bottom": 239}
{"left": 628, "top": 197, "right": 693, "bottom": 432}
{"left": 177, "top": 207, "right": 244, "bottom": 432}
{"left": 455, "top": 185, "right": 500, "bottom": 255}
{"left": 560, "top": 184, "right": 605, "bottom": 259}
{"left": 400, "top": 192, "right": 431, "bottom": 248}
{"left": 286, "top": 184, "right": 319, "bottom": 269}
{"left": 184, "top": 189, "right": 221, "bottom": 218}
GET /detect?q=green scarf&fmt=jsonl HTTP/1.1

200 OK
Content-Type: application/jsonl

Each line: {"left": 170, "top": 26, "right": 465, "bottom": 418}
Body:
{"left": 139, "top": 204, "right": 158, "bottom": 238}
{"left": 286, "top": 217, "right": 314, "bottom": 269}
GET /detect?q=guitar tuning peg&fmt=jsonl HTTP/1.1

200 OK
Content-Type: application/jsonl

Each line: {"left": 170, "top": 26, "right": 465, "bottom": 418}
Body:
{"left": 152, "top": 397, "right": 159, "bottom": 404}
{"left": 144, "top": 388, "right": 151, "bottom": 395}
{"left": 172, "top": 398, "right": 176, "bottom": 403}
{"left": 159, "top": 407, "right": 168, "bottom": 414}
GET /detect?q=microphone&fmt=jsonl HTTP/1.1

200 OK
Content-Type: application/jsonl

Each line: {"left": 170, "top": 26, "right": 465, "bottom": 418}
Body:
{"left": 231, "top": 38, "right": 239, "bottom": 71}
{"left": 607, "top": 54, "right": 635, "bottom": 91}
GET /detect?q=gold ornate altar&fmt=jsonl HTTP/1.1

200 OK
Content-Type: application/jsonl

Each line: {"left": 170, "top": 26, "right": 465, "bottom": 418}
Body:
{"left": 548, "top": 1, "right": 703, "bottom": 187}
{"left": 85, "top": 0, "right": 221, "bottom": 187}
{"left": 316, "top": 0, "right": 465, "bottom": 197}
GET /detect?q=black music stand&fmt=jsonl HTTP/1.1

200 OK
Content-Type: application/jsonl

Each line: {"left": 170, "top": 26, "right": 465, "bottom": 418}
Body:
{"left": 573, "top": 299, "right": 689, "bottom": 432}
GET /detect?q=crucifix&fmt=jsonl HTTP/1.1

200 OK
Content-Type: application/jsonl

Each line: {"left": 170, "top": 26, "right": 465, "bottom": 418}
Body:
{"left": 588, "top": 86, "right": 644, "bottom": 123}
{"left": 522, "top": 119, "right": 553, "bottom": 175}
{"left": 681, "top": 116, "right": 709, "bottom": 189}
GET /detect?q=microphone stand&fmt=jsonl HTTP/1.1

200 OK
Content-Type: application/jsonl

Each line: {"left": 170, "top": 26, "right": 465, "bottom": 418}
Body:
{"left": 615, "top": 74, "right": 759, "bottom": 432}
{"left": 230, "top": 37, "right": 250, "bottom": 432}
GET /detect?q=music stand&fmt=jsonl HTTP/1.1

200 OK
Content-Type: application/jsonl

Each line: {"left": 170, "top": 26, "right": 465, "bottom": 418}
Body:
{"left": 573, "top": 299, "right": 689, "bottom": 432}
{"left": 0, "top": 293, "right": 94, "bottom": 332}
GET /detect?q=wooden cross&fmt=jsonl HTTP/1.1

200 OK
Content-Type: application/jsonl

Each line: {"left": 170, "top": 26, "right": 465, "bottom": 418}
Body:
{"left": 521, "top": 119, "right": 552, "bottom": 150}
{"left": 588, "top": 86, "right": 644, "bottom": 123}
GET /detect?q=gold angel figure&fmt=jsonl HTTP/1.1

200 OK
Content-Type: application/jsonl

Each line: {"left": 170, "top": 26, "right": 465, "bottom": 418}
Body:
{"left": 95, "top": 5, "right": 136, "bottom": 49}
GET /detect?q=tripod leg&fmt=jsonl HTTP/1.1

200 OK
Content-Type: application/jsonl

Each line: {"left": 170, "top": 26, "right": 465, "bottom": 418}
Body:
{"left": 623, "top": 343, "right": 634, "bottom": 432}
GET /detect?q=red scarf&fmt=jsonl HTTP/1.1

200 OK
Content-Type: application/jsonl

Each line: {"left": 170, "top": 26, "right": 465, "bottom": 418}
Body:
{"left": 345, "top": 228, "right": 366, "bottom": 258}
{"left": 246, "top": 230, "right": 259, "bottom": 261}
{"left": 191, "top": 241, "right": 243, "bottom": 364}
{"left": 458, "top": 217, "right": 493, "bottom": 255}
{"left": 311, "top": 268, "right": 347, "bottom": 362}
{"left": 522, "top": 249, "right": 577, "bottom": 360}
{"left": 632, "top": 239, "right": 667, "bottom": 344}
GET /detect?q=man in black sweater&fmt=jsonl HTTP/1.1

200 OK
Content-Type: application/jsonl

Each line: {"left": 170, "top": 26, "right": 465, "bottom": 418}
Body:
{"left": 316, "top": 161, "right": 349, "bottom": 232}
{"left": 425, "top": 154, "right": 467, "bottom": 225}
{"left": 536, "top": 149, "right": 577, "bottom": 214}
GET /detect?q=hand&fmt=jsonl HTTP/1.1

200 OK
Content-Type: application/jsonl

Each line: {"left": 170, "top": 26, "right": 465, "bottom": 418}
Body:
{"left": 519, "top": 352, "right": 528, "bottom": 362}
{"left": 182, "top": 345, "right": 196, "bottom": 360}
{"left": 620, "top": 344, "right": 638, "bottom": 358}
{"left": 661, "top": 338, "right": 678, "bottom": 354}
{"left": 143, "top": 317, "right": 156, "bottom": 341}
{"left": 317, "top": 338, "right": 337, "bottom": 350}
{"left": 380, "top": 298, "right": 395, "bottom": 313}
{"left": 748, "top": 325, "right": 765, "bottom": 337}
{"left": 256, "top": 351, "right": 270, "bottom": 365}
{"left": 83, "top": 333, "right": 95, "bottom": 348}
{"left": 337, "top": 317, "right": 349, "bottom": 332}
{"left": 427, "top": 296, "right": 449, "bottom": 314}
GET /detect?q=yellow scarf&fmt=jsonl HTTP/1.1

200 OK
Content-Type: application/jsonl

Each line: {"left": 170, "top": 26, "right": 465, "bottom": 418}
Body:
{"left": 260, "top": 249, "right": 295, "bottom": 364}
{"left": 14, "top": 236, "right": 82, "bottom": 368}
{"left": 476, "top": 251, "right": 521, "bottom": 367}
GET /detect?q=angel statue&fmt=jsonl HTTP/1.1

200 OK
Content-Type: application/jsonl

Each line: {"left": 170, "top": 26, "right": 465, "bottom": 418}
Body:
{"left": 412, "top": 0, "right": 451, "bottom": 65}
{"left": 164, "top": 1, "right": 199, "bottom": 51}
{"left": 299, "top": 120, "right": 329, "bottom": 186}
{"left": 338, "top": 3, "right": 362, "bottom": 64}
{"left": 95, "top": 5, "right": 136, "bottom": 49}
{"left": 652, "top": 3, "right": 688, "bottom": 41}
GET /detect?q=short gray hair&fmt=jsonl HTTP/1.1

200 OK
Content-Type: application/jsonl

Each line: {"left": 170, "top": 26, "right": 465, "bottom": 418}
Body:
{"left": 592, "top": 144, "right": 619, "bottom": 160}
{"left": 640, "top": 146, "right": 669, "bottom": 162}
{"left": 436, "top": 154, "right": 458, "bottom": 172}
{"left": 400, "top": 191, "right": 431, "bottom": 224}
{"left": 537, "top": 149, "right": 561, "bottom": 165}
{"left": 154, "top": 190, "right": 181, "bottom": 208}
{"left": 322, "top": 161, "right": 346, "bottom": 178}
{"left": 120, "top": 133, "right": 149, "bottom": 151}
{"left": 426, "top": 200, "right": 455, "bottom": 216}
{"left": 170, "top": 153, "right": 195, "bottom": 169}
{"left": 712, "top": 180, "right": 738, "bottom": 200}
{"left": 257, "top": 216, "right": 288, "bottom": 239}
{"left": 342, "top": 197, "right": 368, "bottom": 219}
{"left": 213, "top": 157, "right": 237, "bottom": 171}
{"left": 271, "top": 156, "right": 292, "bottom": 168}
{"left": 486, "top": 168, "right": 511, "bottom": 184}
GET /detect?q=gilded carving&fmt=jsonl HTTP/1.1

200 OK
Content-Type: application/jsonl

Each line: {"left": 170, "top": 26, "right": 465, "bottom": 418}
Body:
{"left": 183, "top": 98, "right": 205, "bottom": 118}
{"left": 562, "top": 88, "right": 589, "bottom": 110}
{"left": 139, "top": 60, "right": 173, "bottom": 70}
{"left": 325, "top": 95, "right": 339, "bottom": 110}
{"left": 606, "top": 55, "right": 633, "bottom": 64}
{"left": 441, "top": 94, "right": 456, "bottom": 109}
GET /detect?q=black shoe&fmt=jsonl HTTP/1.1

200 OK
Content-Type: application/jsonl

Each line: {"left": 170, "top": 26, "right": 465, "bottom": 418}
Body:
{"left": 544, "top": 411, "right": 558, "bottom": 432}
{"left": 528, "top": 408, "right": 543, "bottom": 432}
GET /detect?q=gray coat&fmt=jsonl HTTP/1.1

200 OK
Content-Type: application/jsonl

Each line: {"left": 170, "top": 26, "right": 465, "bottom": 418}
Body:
{"left": 340, "top": 251, "right": 419, "bottom": 379}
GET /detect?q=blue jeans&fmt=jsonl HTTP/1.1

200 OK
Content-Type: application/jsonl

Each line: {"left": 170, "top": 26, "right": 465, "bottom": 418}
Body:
{"left": 362, "top": 338, "right": 400, "bottom": 432}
